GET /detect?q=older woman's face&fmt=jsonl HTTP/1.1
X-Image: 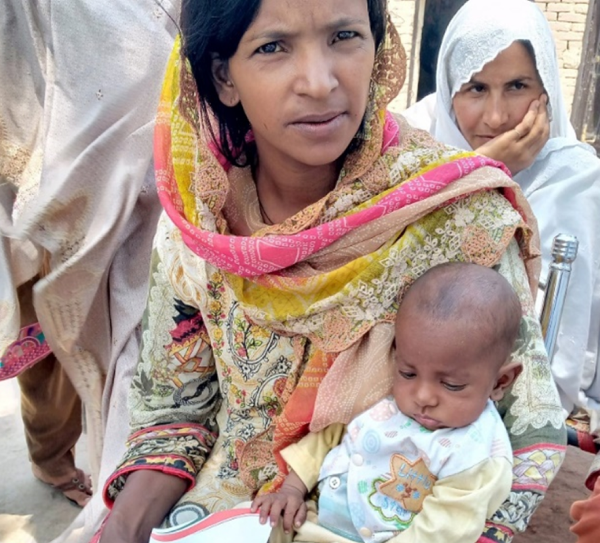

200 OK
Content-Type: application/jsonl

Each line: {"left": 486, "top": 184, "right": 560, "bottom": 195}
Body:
{"left": 452, "top": 42, "right": 545, "bottom": 150}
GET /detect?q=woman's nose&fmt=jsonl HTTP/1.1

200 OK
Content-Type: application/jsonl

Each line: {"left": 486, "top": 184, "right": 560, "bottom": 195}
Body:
{"left": 293, "top": 47, "right": 338, "bottom": 99}
{"left": 482, "top": 95, "right": 509, "bottom": 130}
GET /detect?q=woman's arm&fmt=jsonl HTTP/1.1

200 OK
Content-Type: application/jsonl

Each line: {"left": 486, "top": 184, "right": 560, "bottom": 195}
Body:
{"left": 99, "top": 471, "right": 188, "bottom": 543}
{"left": 481, "top": 239, "right": 567, "bottom": 543}
{"left": 526, "top": 150, "right": 600, "bottom": 423}
{"left": 99, "top": 216, "right": 221, "bottom": 542}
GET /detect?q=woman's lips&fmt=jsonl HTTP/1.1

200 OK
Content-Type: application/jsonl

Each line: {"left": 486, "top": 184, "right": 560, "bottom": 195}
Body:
{"left": 292, "top": 111, "right": 344, "bottom": 123}
{"left": 289, "top": 112, "right": 346, "bottom": 138}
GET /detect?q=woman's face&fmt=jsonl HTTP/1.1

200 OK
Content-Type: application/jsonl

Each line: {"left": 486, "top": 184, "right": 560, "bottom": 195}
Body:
{"left": 213, "top": 0, "right": 376, "bottom": 171}
{"left": 452, "top": 42, "right": 545, "bottom": 150}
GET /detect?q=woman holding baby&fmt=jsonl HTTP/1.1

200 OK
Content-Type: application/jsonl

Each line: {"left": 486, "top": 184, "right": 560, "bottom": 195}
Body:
{"left": 94, "top": 1, "right": 568, "bottom": 542}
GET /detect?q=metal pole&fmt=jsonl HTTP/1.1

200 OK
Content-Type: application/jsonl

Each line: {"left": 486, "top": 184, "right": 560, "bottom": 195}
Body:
{"left": 540, "top": 234, "right": 579, "bottom": 361}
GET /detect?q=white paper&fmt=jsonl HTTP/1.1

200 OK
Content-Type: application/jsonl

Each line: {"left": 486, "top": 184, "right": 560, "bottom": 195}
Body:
{"left": 148, "top": 509, "right": 272, "bottom": 543}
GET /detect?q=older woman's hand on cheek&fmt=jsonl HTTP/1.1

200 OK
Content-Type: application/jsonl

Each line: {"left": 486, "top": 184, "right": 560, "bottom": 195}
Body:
{"left": 476, "top": 95, "right": 549, "bottom": 175}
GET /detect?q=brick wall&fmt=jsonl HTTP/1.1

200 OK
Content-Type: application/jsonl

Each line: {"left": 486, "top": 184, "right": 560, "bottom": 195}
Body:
{"left": 534, "top": 0, "right": 590, "bottom": 113}
{"left": 388, "top": 0, "right": 591, "bottom": 114}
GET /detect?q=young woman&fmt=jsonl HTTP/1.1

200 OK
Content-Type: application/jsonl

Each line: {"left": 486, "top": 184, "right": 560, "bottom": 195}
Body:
{"left": 403, "top": 0, "right": 600, "bottom": 445}
{"left": 97, "top": 1, "right": 565, "bottom": 542}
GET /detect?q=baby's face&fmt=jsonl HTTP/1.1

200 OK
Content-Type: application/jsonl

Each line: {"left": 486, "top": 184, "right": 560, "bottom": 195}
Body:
{"left": 392, "top": 311, "right": 505, "bottom": 431}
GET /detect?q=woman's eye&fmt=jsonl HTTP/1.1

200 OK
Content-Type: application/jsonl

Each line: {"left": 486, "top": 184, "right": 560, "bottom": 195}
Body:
{"left": 256, "top": 42, "right": 282, "bottom": 54}
{"left": 334, "top": 30, "right": 358, "bottom": 42}
{"left": 443, "top": 382, "right": 466, "bottom": 392}
{"left": 511, "top": 81, "right": 527, "bottom": 90}
{"left": 399, "top": 370, "right": 416, "bottom": 380}
{"left": 469, "top": 84, "right": 486, "bottom": 94}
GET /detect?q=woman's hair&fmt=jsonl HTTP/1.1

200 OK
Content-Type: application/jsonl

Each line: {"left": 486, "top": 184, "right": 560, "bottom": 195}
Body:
{"left": 517, "top": 39, "right": 545, "bottom": 90}
{"left": 181, "top": 0, "right": 387, "bottom": 166}
{"left": 518, "top": 39, "right": 536, "bottom": 68}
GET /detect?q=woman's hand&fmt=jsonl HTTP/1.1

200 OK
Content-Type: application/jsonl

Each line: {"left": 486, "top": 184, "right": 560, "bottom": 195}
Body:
{"left": 251, "top": 470, "right": 308, "bottom": 533}
{"left": 98, "top": 470, "right": 188, "bottom": 543}
{"left": 476, "top": 94, "right": 549, "bottom": 175}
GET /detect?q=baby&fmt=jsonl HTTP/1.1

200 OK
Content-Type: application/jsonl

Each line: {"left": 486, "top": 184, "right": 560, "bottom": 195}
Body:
{"left": 252, "top": 262, "right": 523, "bottom": 543}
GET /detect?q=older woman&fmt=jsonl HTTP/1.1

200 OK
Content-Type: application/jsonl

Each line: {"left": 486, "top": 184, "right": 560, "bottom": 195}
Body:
{"left": 96, "top": 1, "right": 565, "bottom": 542}
{"left": 404, "top": 0, "right": 600, "bottom": 449}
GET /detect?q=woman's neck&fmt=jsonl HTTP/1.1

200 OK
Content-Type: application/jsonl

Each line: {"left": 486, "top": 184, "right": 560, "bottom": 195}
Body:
{"left": 254, "top": 155, "right": 340, "bottom": 225}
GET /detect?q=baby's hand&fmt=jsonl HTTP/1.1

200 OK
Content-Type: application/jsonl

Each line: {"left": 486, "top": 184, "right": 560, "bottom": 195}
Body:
{"left": 476, "top": 94, "right": 550, "bottom": 175}
{"left": 251, "top": 486, "right": 307, "bottom": 533}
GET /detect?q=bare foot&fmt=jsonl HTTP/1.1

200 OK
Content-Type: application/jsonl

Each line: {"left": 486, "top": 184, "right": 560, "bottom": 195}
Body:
{"left": 32, "top": 464, "right": 92, "bottom": 507}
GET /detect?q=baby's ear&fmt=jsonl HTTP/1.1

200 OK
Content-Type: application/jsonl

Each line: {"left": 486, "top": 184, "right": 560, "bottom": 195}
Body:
{"left": 211, "top": 54, "right": 240, "bottom": 108}
{"left": 490, "top": 361, "right": 523, "bottom": 401}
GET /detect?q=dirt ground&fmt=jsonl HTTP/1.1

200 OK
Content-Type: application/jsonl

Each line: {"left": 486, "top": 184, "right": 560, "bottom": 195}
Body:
{"left": 514, "top": 446, "right": 593, "bottom": 543}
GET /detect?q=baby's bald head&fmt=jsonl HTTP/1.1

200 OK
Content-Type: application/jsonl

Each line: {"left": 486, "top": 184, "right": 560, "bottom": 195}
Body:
{"left": 398, "top": 262, "right": 522, "bottom": 368}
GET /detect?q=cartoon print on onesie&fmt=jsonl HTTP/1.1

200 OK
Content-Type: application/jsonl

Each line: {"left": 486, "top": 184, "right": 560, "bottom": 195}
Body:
{"left": 367, "top": 444, "right": 437, "bottom": 528}
{"left": 351, "top": 400, "right": 438, "bottom": 529}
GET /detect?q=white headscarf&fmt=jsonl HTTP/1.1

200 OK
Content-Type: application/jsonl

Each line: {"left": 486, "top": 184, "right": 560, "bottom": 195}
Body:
{"left": 402, "top": 0, "right": 600, "bottom": 427}
{"left": 433, "top": 0, "right": 576, "bottom": 149}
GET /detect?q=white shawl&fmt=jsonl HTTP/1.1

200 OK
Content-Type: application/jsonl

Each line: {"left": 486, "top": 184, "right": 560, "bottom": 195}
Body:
{"left": 403, "top": 0, "right": 600, "bottom": 429}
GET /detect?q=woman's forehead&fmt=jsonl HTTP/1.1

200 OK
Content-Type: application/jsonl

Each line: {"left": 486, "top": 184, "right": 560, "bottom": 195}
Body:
{"left": 441, "top": 0, "right": 557, "bottom": 99}
{"left": 242, "top": 0, "right": 370, "bottom": 39}
{"left": 468, "top": 42, "right": 540, "bottom": 84}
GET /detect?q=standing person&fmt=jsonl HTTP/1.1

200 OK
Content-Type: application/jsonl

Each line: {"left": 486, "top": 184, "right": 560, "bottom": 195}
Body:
{"left": 0, "top": 278, "right": 92, "bottom": 507}
{"left": 0, "top": 0, "right": 181, "bottom": 539}
{"left": 97, "top": 1, "right": 566, "bottom": 542}
{"left": 252, "top": 263, "right": 522, "bottom": 543}
{"left": 403, "top": 0, "right": 600, "bottom": 440}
